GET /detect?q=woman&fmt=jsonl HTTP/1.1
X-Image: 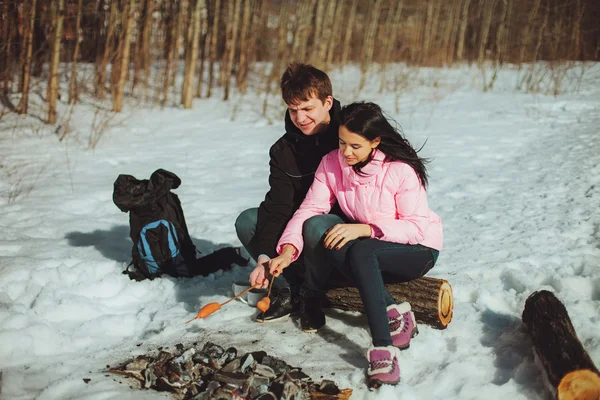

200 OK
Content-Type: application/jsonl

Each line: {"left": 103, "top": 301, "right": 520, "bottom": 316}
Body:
{"left": 259, "top": 102, "right": 443, "bottom": 387}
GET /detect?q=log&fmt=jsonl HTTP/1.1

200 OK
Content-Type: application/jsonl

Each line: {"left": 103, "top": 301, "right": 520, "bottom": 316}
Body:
{"left": 522, "top": 290, "right": 600, "bottom": 400}
{"left": 324, "top": 276, "right": 453, "bottom": 329}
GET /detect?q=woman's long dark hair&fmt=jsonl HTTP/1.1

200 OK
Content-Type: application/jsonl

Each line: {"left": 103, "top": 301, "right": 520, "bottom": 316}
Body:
{"left": 338, "top": 102, "right": 429, "bottom": 187}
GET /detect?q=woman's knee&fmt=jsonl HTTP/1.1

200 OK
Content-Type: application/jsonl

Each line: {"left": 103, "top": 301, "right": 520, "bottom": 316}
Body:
{"left": 347, "top": 240, "right": 379, "bottom": 274}
{"left": 302, "top": 214, "right": 344, "bottom": 248}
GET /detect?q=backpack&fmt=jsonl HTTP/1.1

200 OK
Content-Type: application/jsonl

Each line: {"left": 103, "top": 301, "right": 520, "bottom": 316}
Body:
{"left": 113, "top": 169, "right": 197, "bottom": 279}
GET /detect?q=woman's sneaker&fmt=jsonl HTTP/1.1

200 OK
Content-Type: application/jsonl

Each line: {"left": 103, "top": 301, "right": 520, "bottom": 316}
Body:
{"left": 387, "top": 302, "right": 418, "bottom": 349}
{"left": 367, "top": 346, "right": 401, "bottom": 388}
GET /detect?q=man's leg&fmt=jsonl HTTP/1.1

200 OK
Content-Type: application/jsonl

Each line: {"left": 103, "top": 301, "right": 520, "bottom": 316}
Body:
{"left": 234, "top": 207, "right": 259, "bottom": 260}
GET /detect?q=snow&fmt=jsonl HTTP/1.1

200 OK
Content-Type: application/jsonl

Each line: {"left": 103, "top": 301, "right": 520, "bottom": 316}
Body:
{"left": 1, "top": 63, "right": 599, "bottom": 400}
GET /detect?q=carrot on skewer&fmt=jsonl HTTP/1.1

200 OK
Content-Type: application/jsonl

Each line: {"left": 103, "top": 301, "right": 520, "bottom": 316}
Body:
{"left": 185, "top": 302, "right": 221, "bottom": 323}
{"left": 257, "top": 274, "right": 276, "bottom": 313}
{"left": 185, "top": 283, "right": 260, "bottom": 324}
{"left": 256, "top": 297, "right": 271, "bottom": 313}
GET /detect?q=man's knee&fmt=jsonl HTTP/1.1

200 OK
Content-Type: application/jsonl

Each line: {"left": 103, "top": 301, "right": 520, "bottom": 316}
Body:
{"left": 235, "top": 208, "right": 258, "bottom": 239}
{"left": 302, "top": 214, "right": 344, "bottom": 247}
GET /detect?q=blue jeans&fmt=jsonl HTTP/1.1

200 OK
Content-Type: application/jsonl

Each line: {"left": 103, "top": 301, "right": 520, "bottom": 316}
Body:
{"left": 324, "top": 236, "right": 437, "bottom": 347}
{"left": 235, "top": 208, "right": 341, "bottom": 294}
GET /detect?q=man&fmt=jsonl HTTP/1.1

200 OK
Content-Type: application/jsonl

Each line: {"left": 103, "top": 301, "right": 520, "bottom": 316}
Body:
{"left": 235, "top": 63, "right": 342, "bottom": 324}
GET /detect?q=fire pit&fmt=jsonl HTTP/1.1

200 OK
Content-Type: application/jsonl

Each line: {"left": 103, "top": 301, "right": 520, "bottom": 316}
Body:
{"left": 107, "top": 341, "right": 352, "bottom": 399}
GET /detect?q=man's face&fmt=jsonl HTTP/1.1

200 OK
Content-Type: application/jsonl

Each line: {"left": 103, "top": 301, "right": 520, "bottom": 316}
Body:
{"left": 287, "top": 95, "right": 333, "bottom": 135}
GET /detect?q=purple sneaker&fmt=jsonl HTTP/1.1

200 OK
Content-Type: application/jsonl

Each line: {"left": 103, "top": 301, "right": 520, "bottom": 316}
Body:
{"left": 367, "top": 346, "right": 401, "bottom": 388}
{"left": 387, "top": 302, "right": 418, "bottom": 349}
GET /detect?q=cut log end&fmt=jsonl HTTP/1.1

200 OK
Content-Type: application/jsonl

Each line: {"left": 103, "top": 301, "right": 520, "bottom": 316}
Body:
{"left": 558, "top": 370, "right": 600, "bottom": 400}
{"left": 438, "top": 281, "right": 454, "bottom": 328}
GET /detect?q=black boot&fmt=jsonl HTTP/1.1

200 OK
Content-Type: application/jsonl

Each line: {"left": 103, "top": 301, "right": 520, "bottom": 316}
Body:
{"left": 255, "top": 286, "right": 300, "bottom": 323}
{"left": 300, "top": 295, "right": 325, "bottom": 333}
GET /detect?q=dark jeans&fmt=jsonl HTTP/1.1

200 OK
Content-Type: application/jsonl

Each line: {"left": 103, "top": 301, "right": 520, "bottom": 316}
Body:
{"left": 323, "top": 235, "right": 437, "bottom": 347}
{"left": 235, "top": 208, "right": 341, "bottom": 294}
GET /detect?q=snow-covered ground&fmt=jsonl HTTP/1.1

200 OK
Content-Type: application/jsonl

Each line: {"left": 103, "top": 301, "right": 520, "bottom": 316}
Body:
{"left": 0, "top": 63, "right": 599, "bottom": 400}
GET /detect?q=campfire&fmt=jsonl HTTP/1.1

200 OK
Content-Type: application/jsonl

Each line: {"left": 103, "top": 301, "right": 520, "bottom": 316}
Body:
{"left": 107, "top": 341, "right": 352, "bottom": 399}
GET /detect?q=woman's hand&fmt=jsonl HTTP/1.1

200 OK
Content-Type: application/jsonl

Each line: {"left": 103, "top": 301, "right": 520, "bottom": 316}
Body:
{"left": 324, "top": 223, "right": 371, "bottom": 249}
{"left": 249, "top": 255, "right": 270, "bottom": 288}
{"left": 268, "top": 244, "right": 297, "bottom": 277}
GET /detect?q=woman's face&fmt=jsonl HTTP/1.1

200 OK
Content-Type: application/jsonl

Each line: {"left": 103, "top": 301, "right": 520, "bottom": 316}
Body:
{"left": 339, "top": 125, "right": 380, "bottom": 165}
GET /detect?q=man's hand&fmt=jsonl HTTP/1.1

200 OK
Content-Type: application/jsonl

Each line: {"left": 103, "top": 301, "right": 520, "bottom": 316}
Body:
{"left": 249, "top": 255, "right": 270, "bottom": 288}
{"left": 324, "top": 223, "right": 371, "bottom": 249}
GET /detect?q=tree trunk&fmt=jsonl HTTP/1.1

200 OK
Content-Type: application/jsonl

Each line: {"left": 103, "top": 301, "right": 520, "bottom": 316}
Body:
{"left": 112, "top": 0, "right": 135, "bottom": 113}
{"left": 235, "top": 0, "right": 252, "bottom": 93}
{"left": 195, "top": 0, "right": 209, "bottom": 98}
{"left": 359, "top": 0, "right": 382, "bottom": 90}
{"left": 223, "top": 0, "right": 241, "bottom": 101}
{"left": 310, "top": 0, "right": 326, "bottom": 65}
{"left": 519, "top": 0, "right": 541, "bottom": 66}
{"left": 219, "top": 0, "right": 234, "bottom": 88}
{"left": 47, "top": 0, "right": 64, "bottom": 124}
{"left": 68, "top": 0, "right": 83, "bottom": 104}
{"left": 19, "top": 0, "right": 30, "bottom": 94}
{"left": 456, "top": 0, "right": 472, "bottom": 61}
{"left": 96, "top": 0, "right": 117, "bottom": 99}
{"left": 319, "top": 0, "right": 337, "bottom": 65}
{"left": 477, "top": 0, "right": 497, "bottom": 67}
{"left": 133, "top": 0, "right": 153, "bottom": 97}
{"left": 340, "top": 0, "right": 357, "bottom": 67}
{"left": 522, "top": 290, "right": 600, "bottom": 400}
{"left": 380, "top": 0, "right": 404, "bottom": 92}
{"left": 182, "top": 0, "right": 203, "bottom": 108}
{"left": 207, "top": 0, "right": 221, "bottom": 98}
{"left": 239, "top": 0, "right": 264, "bottom": 93}
{"left": 324, "top": 276, "right": 454, "bottom": 330}
{"left": 162, "top": 0, "right": 179, "bottom": 105}
{"left": 18, "top": 0, "right": 37, "bottom": 114}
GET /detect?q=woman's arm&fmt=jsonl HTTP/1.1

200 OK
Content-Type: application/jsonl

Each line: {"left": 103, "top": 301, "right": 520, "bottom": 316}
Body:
{"left": 275, "top": 157, "right": 337, "bottom": 261}
{"left": 369, "top": 164, "right": 431, "bottom": 244}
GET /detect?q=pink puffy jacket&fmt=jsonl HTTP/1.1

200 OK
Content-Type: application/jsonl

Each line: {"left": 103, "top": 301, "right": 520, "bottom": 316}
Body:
{"left": 277, "top": 149, "right": 443, "bottom": 261}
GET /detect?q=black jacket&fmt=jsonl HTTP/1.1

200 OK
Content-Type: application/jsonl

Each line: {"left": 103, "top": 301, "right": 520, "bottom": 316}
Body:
{"left": 248, "top": 99, "right": 342, "bottom": 258}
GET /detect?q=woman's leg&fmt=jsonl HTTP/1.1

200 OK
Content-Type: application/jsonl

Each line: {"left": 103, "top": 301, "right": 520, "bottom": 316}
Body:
{"left": 344, "top": 239, "right": 435, "bottom": 347}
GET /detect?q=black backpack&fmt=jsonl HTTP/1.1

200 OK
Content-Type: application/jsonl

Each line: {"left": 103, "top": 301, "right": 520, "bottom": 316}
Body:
{"left": 113, "top": 169, "right": 197, "bottom": 279}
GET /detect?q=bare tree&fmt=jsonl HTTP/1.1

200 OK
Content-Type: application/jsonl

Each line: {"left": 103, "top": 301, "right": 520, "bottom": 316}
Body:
{"left": 69, "top": 0, "right": 84, "bottom": 104}
{"left": 182, "top": 0, "right": 204, "bottom": 108}
{"left": 235, "top": 0, "right": 252, "bottom": 93}
{"left": 18, "top": 0, "right": 37, "bottom": 114}
{"left": 163, "top": 0, "right": 180, "bottom": 105}
{"left": 133, "top": 0, "right": 154, "bottom": 98}
{"left": 47, "top": 0, "right": 65, "bottom": 124}
{"left": 195, "top": 0, "right": 209, "bottom": 98}
{"left": 223, "top": 0, "right": 242, "bottom": 100}
{"left": 456, "top": 0, "right": 472, "bottom": 61}
{"left": 340, "top": 0, "right": 358, "bottom": 67}
{"left": 112, "top": 0, "right": 135, "bottom": 112}
{"left": 360, "top": 0, "right": 383, "bottom": 89}
{"left": 477, "top": 0, "right": 498, "bottom": 67}
{"left": 96, "top": 0, "right": 118, "bottom": 99}
{"left": 207, "top": 0, "right": 221, "bottom": 98}
{"left": 380, "top": 0, "right": 404, "bottom": 92}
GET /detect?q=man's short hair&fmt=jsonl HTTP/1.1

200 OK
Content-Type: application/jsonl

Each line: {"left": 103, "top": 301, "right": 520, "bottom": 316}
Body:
{"left": 280, "top": 63, "right": 332, "bottom": 105}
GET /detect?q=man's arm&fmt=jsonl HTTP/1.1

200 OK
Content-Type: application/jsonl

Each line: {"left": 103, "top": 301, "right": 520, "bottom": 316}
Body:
{"left": 248, "top": 145, "right": 295, "bottom": 259}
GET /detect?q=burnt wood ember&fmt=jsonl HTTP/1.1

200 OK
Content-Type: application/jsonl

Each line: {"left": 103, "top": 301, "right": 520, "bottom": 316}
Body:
{"left": 108, "top": 341, "right": 353, "bottom": 399}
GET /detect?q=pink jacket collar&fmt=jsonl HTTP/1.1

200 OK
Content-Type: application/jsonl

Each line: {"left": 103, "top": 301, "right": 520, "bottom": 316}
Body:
{"left": 339, "top": 148, "right": 386, "bottom": 185}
